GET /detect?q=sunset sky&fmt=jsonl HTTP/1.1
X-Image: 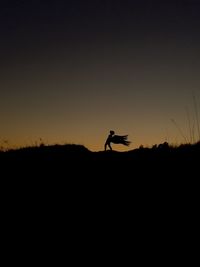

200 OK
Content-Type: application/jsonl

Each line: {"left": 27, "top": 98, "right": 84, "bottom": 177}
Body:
{"left": 1, "top": 0, "right": 200, "bottom": 151}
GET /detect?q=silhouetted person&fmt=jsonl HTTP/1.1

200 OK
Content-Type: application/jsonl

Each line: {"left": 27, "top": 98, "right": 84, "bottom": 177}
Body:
{"left": 104, "top": 130, "right": 114, "bottom": 151}
{"left": 104, "top": 130, "right": 131, "bottom": 151}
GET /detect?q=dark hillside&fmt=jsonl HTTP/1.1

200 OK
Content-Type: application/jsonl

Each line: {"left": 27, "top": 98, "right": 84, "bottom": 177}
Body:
{"left": 1, "top": 142, "right": 198, "bottom": 243}
{"left": 1, "top": 142, "right": 199, "bottom": 176}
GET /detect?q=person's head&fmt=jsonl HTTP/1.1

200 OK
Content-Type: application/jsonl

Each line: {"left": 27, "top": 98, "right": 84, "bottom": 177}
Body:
{"left": 110, "top": 130, "right": 115, "bottom": 135}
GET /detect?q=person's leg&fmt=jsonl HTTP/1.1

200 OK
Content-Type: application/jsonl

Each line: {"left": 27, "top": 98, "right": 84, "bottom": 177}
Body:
{"left": 104, "top": 143, "right": 107, "bottom": 151}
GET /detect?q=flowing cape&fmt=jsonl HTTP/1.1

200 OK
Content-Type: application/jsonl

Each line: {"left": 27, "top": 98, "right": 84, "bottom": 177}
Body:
{"left": 110, "top": 135, "right": 131, "bottom": 146}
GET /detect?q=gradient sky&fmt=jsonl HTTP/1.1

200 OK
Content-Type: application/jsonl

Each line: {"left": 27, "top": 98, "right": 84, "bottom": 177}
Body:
{"left": 1, "top": 0, "right": 200, "bottom": 151}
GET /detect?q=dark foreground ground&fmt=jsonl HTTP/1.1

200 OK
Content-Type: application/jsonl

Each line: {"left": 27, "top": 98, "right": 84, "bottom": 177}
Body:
{"left": 1, "top": 142, "right": 199, "bottom": 256}
{"left": 1, "top": 142, "right": 199, "bottom": 175}
{"left": 0, "top": 142, "right": 200, "bottom": 183}
{"left": 1, "top": 142, "right": 199, "bottom": 206}
{"left": 1, "top": 141, "right": 199, "bottom": 204}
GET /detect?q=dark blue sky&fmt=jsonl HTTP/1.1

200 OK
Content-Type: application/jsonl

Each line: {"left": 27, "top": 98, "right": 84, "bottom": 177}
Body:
{"left": 1, "top": 0, "right": 200, "bottom": 150}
